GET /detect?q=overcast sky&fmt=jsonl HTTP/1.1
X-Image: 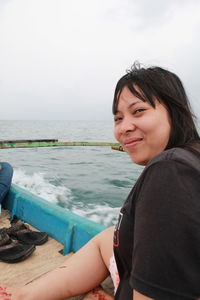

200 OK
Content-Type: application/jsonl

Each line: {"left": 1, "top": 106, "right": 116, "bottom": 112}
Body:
{"left": 0, "top": 0, "right": 200, "bottom": 121}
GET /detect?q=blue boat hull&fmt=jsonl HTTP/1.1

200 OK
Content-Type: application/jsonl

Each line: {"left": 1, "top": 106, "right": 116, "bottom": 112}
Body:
{"left": 3, "top": 184, "right": 105, "bottom": 254}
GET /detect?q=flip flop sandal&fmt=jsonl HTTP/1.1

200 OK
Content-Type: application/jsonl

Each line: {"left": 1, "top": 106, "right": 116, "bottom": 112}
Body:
{"left": 0, "top": 228, "right": 36, "bottom": 263}
{"left": 7, "top": 217, "right": 48, "bottom": 246}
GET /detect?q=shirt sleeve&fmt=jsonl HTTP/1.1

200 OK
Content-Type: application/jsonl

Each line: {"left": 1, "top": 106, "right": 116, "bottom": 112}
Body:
{"left": 130, "top": 159, "right": 200, "bottom": 300}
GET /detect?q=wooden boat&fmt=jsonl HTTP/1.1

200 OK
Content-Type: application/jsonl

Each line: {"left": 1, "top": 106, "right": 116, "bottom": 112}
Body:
{"left": 3, "top": 183, "right": 106, "bottom": 253}
{"left": 0, "top": 184, "right": 113, "bottom": 299}
{"left": 0, "top": 139, "right": 120, "bottom": 297}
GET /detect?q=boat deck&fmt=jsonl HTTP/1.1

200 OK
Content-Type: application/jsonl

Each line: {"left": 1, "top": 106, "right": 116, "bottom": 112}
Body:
{"left": 0, "top": 210, "right": 83, "bottom": 299}
{"left": 0, "top": 210, "right": 114, "bottom": 299}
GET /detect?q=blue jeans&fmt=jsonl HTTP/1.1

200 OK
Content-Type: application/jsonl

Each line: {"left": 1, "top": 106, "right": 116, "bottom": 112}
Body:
{"left": 0, "top": 162, "right": 13, "bottom": 204}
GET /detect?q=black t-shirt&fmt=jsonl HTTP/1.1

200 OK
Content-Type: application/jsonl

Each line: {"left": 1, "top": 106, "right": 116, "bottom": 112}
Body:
{"left": 114, "top": 148, "right": 200, "bottom": 300}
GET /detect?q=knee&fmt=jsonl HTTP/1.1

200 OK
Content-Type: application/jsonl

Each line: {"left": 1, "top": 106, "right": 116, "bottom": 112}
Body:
{"left": 0, "top": 162, "right": 13, "bottom": 203}
{"left": 0, "top": 162, "right": 13, "bottom": 184}
{"left": 0, "top": 162, "right": 13, "bottom": 177}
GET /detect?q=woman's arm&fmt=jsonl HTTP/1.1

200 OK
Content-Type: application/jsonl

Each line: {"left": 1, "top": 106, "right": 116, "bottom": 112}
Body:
{"left": 133, "top": 290, "right": 154, "bottom": 300}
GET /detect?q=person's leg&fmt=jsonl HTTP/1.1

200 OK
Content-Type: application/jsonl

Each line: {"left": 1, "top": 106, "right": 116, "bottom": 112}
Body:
{"left": 82, "top": 226, "right": 115, "bottom": 300}
{"left": 0, "top": 227, "right": 114, "bottom": 300}
{"left": 0, "top": 162, "right": 13, "bottom": 204}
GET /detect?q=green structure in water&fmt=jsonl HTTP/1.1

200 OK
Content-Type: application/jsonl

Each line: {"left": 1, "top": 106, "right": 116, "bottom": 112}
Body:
{"left": 0, "top": 139, "right": 120, "bottom": 149}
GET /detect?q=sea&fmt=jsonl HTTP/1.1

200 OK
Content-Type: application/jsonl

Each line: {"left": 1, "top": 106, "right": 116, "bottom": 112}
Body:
{"left": 0, "top": 120, "right": 144, "bottom": 227}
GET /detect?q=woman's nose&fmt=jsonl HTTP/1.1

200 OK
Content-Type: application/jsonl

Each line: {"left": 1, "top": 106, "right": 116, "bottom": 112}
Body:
{"left": 119, "top": 117, "right": 136, "bottom": 134}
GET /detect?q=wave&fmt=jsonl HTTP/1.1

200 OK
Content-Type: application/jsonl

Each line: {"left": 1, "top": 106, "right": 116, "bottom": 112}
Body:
{"left": 13, "top": 168, "right": 72, "bottom": 204}
{"left": 71, "top": 203, "right": 120, "bottom": 226}
{"left": 105, "top": 179, "right": 131, "bottom": 188}
{"left": 12, "top": 169, "right": 119, "bottom": 226}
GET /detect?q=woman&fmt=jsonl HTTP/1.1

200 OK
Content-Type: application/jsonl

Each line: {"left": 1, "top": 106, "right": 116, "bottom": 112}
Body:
{"left": 112, "top": 64, "right": 200, "bottom": 299}
{"left": 1, "top": 63, "right": 200, "bottom": 299}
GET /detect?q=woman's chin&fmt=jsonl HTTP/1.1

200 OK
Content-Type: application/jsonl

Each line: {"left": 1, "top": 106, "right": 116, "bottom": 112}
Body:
{"left": 128, "top": 154, "right": 147, "bottom": 166}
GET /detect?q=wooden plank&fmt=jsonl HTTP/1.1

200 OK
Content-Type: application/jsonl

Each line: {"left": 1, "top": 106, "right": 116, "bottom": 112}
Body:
{"left": 0, "top": 210, "right": 70, "bottom": 286}
{"left": 0, "top": 210, "right": 114, "bottom": 300}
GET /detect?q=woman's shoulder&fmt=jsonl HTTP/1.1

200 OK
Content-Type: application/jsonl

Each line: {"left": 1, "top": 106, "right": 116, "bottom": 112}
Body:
{"left": 147, "top": 147, "right": 200, "bottom": 171}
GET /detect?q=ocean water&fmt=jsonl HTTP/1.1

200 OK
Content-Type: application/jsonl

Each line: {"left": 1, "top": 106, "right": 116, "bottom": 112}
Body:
{"left": 0, "top": 120, "right": 144, "bottom": 226}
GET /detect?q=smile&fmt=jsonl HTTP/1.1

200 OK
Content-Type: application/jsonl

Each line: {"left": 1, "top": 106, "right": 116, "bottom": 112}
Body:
{"left": 123, "top": 138, "right": 143, "bottom": 148}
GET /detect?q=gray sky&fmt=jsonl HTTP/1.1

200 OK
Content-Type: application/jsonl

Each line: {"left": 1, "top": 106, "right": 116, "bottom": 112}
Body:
{"left": 0, "top": 0, "right": 200, "bottom": 121}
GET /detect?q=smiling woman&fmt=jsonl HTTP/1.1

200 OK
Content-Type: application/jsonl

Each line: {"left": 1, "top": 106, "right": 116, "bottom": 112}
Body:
{"left": 112, "top": 63, "right": 200, "bottom": 300}
{"left": 113, "top": 87, "right": 171, "bottom": 165}
{"left": 0, "top": 63, "right": 200, "bottom": 300}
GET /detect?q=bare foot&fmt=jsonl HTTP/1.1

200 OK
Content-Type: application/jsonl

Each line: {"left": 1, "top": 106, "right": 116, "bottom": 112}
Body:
{"left": 0, "top": 285, "right": 24, "bottom": 300}
{"left": 0, "top": 286, "right": 11, "bottom": 300}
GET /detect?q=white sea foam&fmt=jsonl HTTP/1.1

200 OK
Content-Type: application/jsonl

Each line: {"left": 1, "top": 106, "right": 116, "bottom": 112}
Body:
{"left": 13, "top": 168, "right": 72, "bottom": 204}
{"left": 72, "top": 204, "right": 120, "bottom": 226}
{"left": 12, "top": 169, "right": 119, "bottom": 226}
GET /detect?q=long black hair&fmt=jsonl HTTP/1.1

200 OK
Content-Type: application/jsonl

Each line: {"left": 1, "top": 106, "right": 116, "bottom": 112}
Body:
{"left": 113, "top": 62, "right": 200, "bottom": 156}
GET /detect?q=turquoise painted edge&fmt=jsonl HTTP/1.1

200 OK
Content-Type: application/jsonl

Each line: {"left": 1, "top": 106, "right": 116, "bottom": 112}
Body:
{"left": 4, "top": 184, "right": 106, "bottom": 255}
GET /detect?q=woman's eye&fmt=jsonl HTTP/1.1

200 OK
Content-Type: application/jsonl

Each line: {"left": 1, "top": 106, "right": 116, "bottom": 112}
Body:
{"left": 114, "top": 116, "right": 122, "bottom": 122}
{"left": 133, "top": 108, "right": 146, "bottom": 115}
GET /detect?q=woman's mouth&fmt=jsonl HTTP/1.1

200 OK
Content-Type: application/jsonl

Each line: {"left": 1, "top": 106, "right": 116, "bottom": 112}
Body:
{"left": 123, "top": 138, "right": 143, "bottom": 148}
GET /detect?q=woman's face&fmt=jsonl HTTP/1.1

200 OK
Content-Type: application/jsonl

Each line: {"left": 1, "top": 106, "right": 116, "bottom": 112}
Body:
{"left": 114, "top": 86, "right": 171, "bottom": 165}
